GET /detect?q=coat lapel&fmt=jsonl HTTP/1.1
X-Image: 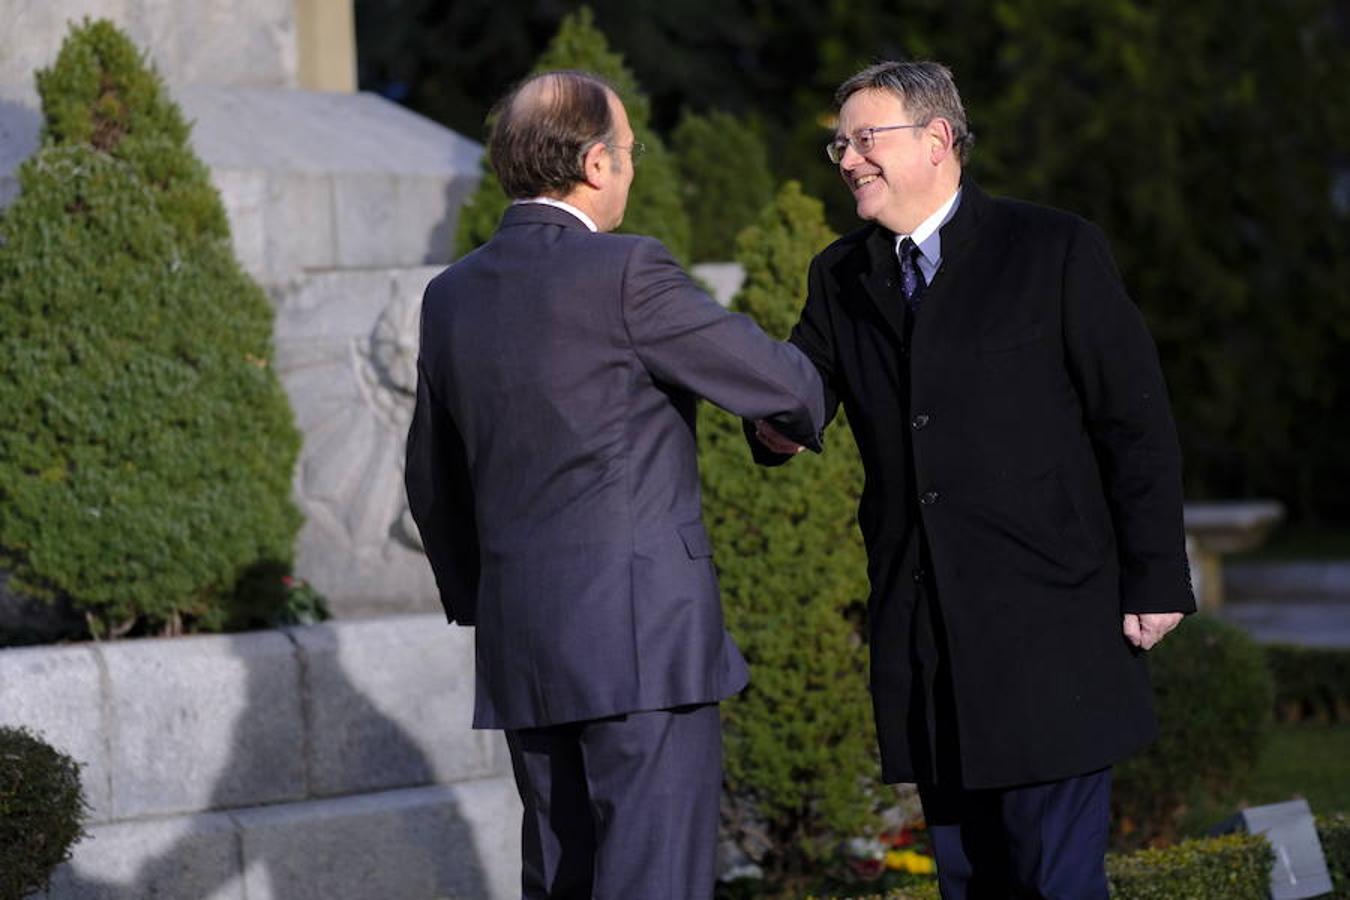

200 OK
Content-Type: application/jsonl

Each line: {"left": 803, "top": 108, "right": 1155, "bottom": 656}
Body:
{"left": 859, "top": 226, "right": 907, "bottom": 344}
{"left": 907, "top": 179, "right": 993, "bottom": 347}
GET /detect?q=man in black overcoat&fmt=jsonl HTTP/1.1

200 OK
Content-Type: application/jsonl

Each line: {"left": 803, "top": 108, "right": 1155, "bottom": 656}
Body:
{"left": 405, "top": 71, "right": 823, "bottom": 898}
{"left": 752, "top": 61, "right": 1195, "bottom": 898}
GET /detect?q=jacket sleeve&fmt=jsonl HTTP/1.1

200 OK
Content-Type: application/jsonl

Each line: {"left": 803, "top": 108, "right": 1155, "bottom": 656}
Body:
{"left": 1062, "top": 221, "right": 1196, "bottom": 615}
{"left": 404, "top": 356, "right": 480, "bottom": 626}
{"left": 745, "top": 252, "right": 844, "bottom": 467}
{"left": 620, "top": 237, "right": 825, "bottom": 449}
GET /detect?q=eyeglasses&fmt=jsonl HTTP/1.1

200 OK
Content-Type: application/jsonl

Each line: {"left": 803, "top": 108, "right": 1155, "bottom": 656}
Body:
{"left": 607, "top": 141, "right": 646, "bottom": 163}
{"left": 826, "top": 124, "right": 925, "bottom": 164}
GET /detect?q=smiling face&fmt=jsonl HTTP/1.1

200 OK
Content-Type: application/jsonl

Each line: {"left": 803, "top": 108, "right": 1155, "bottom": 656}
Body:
{"left": 836, "top": 88, "right": 955, "bottom": 235}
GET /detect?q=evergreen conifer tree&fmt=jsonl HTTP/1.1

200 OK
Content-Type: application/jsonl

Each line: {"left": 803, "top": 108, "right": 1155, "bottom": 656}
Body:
{"left": 0, "top": 20, "right": 302, "bottom": 636}
{"left": 673, "top": 109, "right": 775, "bottom": 262}
{"left": 453, "top": 6, "right": 691, "bottom": 262}
{"left": 699, "top": 182, "right": 878, "bottom": 870}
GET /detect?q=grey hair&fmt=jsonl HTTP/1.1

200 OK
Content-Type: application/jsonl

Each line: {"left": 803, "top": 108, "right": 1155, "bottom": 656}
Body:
{"left": 834, "top": 61, "right": 974, "bottom": 163}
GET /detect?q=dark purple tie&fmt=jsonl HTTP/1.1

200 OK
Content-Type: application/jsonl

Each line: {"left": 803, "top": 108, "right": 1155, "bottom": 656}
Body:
{"left": 899, "top": 237, "right": 927, "bottom": 312}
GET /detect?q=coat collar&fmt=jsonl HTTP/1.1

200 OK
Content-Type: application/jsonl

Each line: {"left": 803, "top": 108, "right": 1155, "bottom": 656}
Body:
{"left": 857, "top": 177, "right": 991, "bottom": 340}
{"left": 498, "top": 201, "right": 595, "bottom": 232}
{"left": 861, "top": 178, "right": 989, "bottom": 276}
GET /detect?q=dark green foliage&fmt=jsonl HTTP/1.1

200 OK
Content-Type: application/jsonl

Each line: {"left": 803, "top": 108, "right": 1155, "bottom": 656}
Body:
{"left": 1113, "top": 615, "right": 1274, "bottom": 845}
{"left": 673, "top": 110, "right": 775, "bottom": 262}
{"left": 364, "top": 0, "right": 1350, "bottom": 523}
{"left": 35, "top": 18, "right": 228, "bottom": 244}
{"left": 453, "top": 166, "right": 511, "bottom": 258}
{"left": 0, "top": 20, "right": 301, "bottom": 636}
{"left": 0, "top": 726, "right": 88, "bottom": 900}
{"left": 1267, "top": 644, "right": 1350, "bottom": 723}
{"left": 700, "top": 182, "right": 874, "bottom": 872}
{"left": 227, "top": 563, "right": 332, "bottom": 631}
{"left": 1321, "top": 814, "right": 1350, "bottom": 898}
{"left": 1105, "top": 833, "right": 1273, "bottom": 900}
{"left": 453, "top": 6, "right": 690, "bottom": 262}
{"left": 901, "top": 0, "right": 1350, "bottom": 520}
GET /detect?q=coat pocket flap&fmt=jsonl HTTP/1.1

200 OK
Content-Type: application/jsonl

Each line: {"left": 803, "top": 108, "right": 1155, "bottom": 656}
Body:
{"left": 677, "top": 522, "right": 714, "bottom": 559}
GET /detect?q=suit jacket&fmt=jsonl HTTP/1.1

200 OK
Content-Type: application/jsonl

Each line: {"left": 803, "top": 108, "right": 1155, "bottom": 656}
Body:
{"left": 753, "top": 181, "right": 1194, "bottom": 788}
{"left": 406, "top": 203, "right": 824, "bottom": 730}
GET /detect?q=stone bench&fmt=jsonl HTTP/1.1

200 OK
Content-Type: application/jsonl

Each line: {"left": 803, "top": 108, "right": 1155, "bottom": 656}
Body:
{"left": 1183, "top": 500, "right": 1286, "bottom": 610}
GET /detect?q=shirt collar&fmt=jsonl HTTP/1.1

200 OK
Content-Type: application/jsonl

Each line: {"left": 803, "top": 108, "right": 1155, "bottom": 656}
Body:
{"left": 514, "top": 197, "right": 599, "bottom": 233}
{"left": 894, "top": 186, "right": 962, "bottom": 266}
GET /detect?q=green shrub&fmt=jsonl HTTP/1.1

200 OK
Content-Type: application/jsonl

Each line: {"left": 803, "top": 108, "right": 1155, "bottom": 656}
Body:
{"left": 1267, "top": 644, "right": 1350, "bottom": 723}
{"left": 1113, "top": 615, "right": 1274, "bottom": 845}
{"left": 803, "top": 885, "right": 939, "bottom": 900}
{"left": 35, "top": 18, "right": 228, "bottom": 244}
{"left": 0, "top": 20, "right": 301, "bottom": 637}
{"left": 0, "top": 726, "right": 88, "bottom": 900}
{"left": 807, "top": 833, "right": 1280, "bottom": 900}
{"left": 673, "top": 110, "right": 775, "bottom": 262}
{"left": 453, "top": 6, "right": 691, "bottom": 262}
{"left": 700, "top": 182, "right": 874, "bottom": 875}
{"left": 1321, "top": 814, "right": 1350, "bottom": 898}
{"left": 1105, "top": 832, "right": 1272, "bottom": 899}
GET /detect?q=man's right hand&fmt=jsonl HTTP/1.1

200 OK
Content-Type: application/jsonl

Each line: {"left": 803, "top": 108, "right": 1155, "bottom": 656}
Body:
{"left": 753, "top": 419, "right": 806, "bottom": 455}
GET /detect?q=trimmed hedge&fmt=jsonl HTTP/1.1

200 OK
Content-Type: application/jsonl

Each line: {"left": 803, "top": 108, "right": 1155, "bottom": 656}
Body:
{"left": 454, "top": 6, "right": 690, "bottom": 262}
{"left": 1105, "top": 832, "right": 1272, "bottom": 900}
{"left": 0, "top": 726, "right": 88, "bottom": 900}
{"left": 1113, "top": 614, "right": 1274, "bottom": 845}
{"left": 0, "top": 20, "right": 301, "bottom": 636}
{"left": 1267, "top": 643, "right": 1350, "bottom": 723}
{"left": 700, "top": 182, "right": 875, "bottom": 874}
{"left": 805, "top": 822, "right": 1350, "bottom": 899}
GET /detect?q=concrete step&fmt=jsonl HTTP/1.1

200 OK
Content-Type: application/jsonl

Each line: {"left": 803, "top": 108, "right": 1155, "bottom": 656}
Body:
{"left": 1, "top": 614, "right": 516, "bottom": 898}
{"left": 1216, "top": 602, "right": 1350, "bottom": 648}
{"left": 42, "top": 779, "right": 521, "bottom": 900}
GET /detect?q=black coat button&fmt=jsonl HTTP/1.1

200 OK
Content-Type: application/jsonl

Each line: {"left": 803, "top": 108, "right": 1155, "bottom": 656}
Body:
{"left": 920, "top": 491, "right": 940, "bottom": 506}
{"left": 912, "top": 568, "right": 926, "bottom": 584}
{"left": 911, "top": 413, "right": 930, "bottom": 430}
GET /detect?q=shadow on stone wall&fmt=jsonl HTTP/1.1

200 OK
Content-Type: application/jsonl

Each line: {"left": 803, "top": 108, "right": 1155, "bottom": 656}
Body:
{"left": 0, "top": 96, "right": 42, "bottom": 208}
{"left": 45, "top": 631, "right": 493, "bottom": 900}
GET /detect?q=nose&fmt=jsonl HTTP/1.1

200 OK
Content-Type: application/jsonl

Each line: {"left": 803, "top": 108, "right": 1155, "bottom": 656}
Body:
{"left": 839, "top": 141, "right": 864, "bottom": 170}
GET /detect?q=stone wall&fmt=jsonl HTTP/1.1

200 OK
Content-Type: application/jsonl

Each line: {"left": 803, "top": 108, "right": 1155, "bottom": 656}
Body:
{"left": 0, "top": 615, "right": 521, "bottom": 899}
{"left": 0, "top": 0, "right": 300, "bottom": 104}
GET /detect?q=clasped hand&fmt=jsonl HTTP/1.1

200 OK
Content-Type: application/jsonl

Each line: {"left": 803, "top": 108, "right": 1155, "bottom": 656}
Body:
{"left": 753, "top": 419, "right": 806, "bottom": 455}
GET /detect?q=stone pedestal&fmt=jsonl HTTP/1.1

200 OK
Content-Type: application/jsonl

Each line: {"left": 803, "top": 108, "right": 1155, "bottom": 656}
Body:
{"left": 1183, "top": 500, "right": 1285, "bottom": 609}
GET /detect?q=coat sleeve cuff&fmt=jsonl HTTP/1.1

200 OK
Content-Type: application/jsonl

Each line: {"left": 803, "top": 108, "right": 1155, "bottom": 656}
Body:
{"left": 1120, "top": 558, "right": 1198, "bottom": 615}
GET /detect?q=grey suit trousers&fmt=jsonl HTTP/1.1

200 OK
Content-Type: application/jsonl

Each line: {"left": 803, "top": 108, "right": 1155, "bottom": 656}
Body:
{"left": 505, "top": 704, "right": 722, "bottom": 899}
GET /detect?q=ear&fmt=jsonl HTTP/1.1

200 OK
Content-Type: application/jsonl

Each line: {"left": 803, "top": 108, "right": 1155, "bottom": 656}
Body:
{"left": 581, "top": 141, "right": 610, "bottom": 189}
{"left": 926, "top": 117, "right": 955, "bottom": 165}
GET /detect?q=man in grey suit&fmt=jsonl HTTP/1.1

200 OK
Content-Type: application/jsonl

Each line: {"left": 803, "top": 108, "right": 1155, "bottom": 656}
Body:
{"left": 404, "top": 70, "right": 824, "bottom": 899}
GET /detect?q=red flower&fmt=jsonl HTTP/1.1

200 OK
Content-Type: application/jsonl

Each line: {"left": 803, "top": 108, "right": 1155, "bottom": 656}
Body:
{"left": 881, "top": 827, "right": 915, "bottom": 848}
{"left": 848, "top": 857, "right": 886, "bottom": 881}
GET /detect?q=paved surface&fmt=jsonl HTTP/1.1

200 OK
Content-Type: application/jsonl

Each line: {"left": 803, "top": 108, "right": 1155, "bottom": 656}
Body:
{"left": 1215, "top": 560, "right": 1350, "bottom": 647}
{"left": 1218, "top": 602, "right": 1350, "bottom": 647}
